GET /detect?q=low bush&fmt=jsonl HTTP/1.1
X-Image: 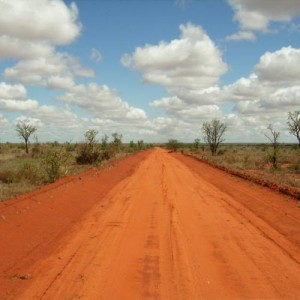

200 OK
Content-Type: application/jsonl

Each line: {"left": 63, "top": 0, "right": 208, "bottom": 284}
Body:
{"left": 43, "top": 149, "right": 70, "bottom": 183}
{"left": 76, "top": 143, "right": 100, "bottom": 164}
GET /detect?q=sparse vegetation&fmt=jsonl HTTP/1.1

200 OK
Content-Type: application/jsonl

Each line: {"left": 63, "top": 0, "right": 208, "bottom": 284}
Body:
{"left": 1, "top": 115, "right": 300, "bottom": 203}
{"left": 264, "top": 124, "right": 280, "bottom": 169}
{"left": 202, "top": 119, "right": 226, "bottom": 156}
{"left": 15, "top": 121, "right": 37, "bottom": 154}
{"left": 167, "top": 139, "right": 181, "bottom": 152}
{"left": 43, "top": 149, "right": 70, "bottom": 183}
{"left": 287, "top": 111, "right": 300, "bottom": 147}
{"left": 184, "top": 143, "right": 300, "bottom": 191}
{"left": 0, "top": 135, "right": 151, "bottom": 201}
{"left": 76, "top": 129, "right": 101, "bottom": 164}
{"left": 193, "top": 138, "right": 201, "bottom": 150}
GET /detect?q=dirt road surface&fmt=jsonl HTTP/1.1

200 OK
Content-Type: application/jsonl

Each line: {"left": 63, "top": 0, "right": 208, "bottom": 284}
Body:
{"left": 1, "top": 148, "right": 300, "bottom": 299}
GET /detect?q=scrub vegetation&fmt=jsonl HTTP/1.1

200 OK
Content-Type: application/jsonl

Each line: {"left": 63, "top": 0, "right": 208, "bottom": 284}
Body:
{"left": 0, "top": 129, "right": 150, "bottom": 201}
{"left": 0, "top": 111, "right": 299, "bottom": 201}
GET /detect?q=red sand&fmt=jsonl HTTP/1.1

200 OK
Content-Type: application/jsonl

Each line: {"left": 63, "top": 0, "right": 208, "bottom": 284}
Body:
{"left": 1, "top": 148, "right": 299, "bottom": 299}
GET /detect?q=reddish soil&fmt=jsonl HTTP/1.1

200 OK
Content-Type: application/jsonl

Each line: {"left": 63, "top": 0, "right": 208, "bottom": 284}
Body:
{"left": 0, "top": 148, "right": 300, "bottom": 299}
{"left": 184, "top": 152, "right": 300, "bottom": 200}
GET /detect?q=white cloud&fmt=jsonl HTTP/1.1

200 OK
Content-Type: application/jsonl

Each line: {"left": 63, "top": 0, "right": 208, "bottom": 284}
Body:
{"left": 0, "top": 82, "right": 27, "bottom": 99}
{"left": 229, "top": 0, "right": 300, "bottom": 31}
{"left": 14, "top": 116, "right": 44, "bottom": 129}
{"left": 169, "top": 86, "right": 222, "bottom": 105}
{"left": 59, "top": 83, "right": 147, "bottom": 122}
{"left": 227, "top": 0, "right": 300, "bottom": 40}
{"left": 255, "top": 46, "right": 300, "bottom": 85}
{"left": 0, "top": 99, "right": 39, "bottom": 111}
{"left": 122, "top": 23, "right": 228, "bottom": 128}
{"left": 0, "top": 0, "right": 81, "bottom": 61}
{"left": 0, "top": 36, "right": 53, "bottom": 60}
{"left": 47, "top": 76, "right": 75, "bottom": 90}
{"left": 151, "top": 95, "right": 223, "bottom": 121}
{"left": 0, "top": 82, "right": 39, "bottom": 112}
{"left": 90, "top": 48, "right": 102, "bottom": 63}
{"left": 4, "top": 52, "right": 94, "bottom": 88}
{"left": 0, "top": 0, "right": 89, "bottom": 91}
{"left": 226, "top": 30, "right": 256, "bottom": 41}
{"left": 122, "top": 23, "right": 228, "bottom": 90}
{"left": 222, "top": 47, "right": 300, "bottom": 118}
{"left": 0, "top": 0, "right": 80, "bottom": 46}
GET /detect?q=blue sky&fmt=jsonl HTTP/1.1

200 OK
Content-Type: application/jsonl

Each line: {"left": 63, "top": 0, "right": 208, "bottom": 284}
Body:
{"left": 0, "top": 0, "right": 300, "bottom": 143}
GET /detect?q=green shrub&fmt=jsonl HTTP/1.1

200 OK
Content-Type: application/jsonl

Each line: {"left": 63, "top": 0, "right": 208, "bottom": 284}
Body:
{"left": 43, "top": 150, "right": 70, "bottom": 183}
{"left": 76, "top": 143, "right": 100, "bottom": 164}
{"left": 167, "top": 139, "right": 181, "bottom": 152}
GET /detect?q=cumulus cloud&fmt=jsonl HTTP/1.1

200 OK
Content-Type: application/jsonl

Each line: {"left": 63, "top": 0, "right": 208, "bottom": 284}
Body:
{"left": 0, "top": 36, "right": 53, "bottom": 60}
{"left": 0, "top": 0, "right": 80, "bottom": 60}
{"left": 0, "top": 82, "right": 27, "bottom": 99}
{"left": 150, "top": 96, "right": 223, "bottom": 121}
{"left": 15, "top": 115, "right": 44, "bottom": 127}
{"left": 0, "top": 0, "right": 81, "bottom": 47}
{"left": 150, "top": 117, "right": 194, "bottom": 137}
{"left": 0, "top": 82, "right": 39, "bottom": 112}
{"left": 59, "top": 83, "right": 147, "bottom": 122}
{"left": 226, "top": 30, "right": 256, "bottom": 41}
{"left": 4, "top": 52, "right": 94, "bottom": 88}
{"left": 0, "top": 99, "right": 39, "bottom": 112}
{"left": 0, "top": 0, "right": 91, "bottom": 91}
{"left": 222, "top": 46, "right": 300, "bottom": 117}
{"left": 227, "top": 0, "right": 300, "bottom": 40}
{"left": 122, "top": 23, "right": 228, "bottom": 90}
{"left": 122, "top": 23, "right": 228, "bottom": 126}
{"left": 255, "top": 46, "right": 300, "bottom": 85}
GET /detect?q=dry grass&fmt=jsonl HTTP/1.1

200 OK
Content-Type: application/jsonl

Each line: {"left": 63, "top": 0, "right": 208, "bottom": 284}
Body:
{"left": 0, "top": 141, "right": 148, "bottom": 202}
{"left": 0, "top": 143, "right": 90, "bottom": 201}
{"left": 186, "top": 144, "right": 300, "bottom": 191}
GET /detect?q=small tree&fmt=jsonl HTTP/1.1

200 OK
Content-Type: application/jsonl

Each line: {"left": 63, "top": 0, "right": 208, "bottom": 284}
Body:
{"left": 137, "top": 140, "right": 144, "bottom": 150}
{"left": 111, "top": 132, "right": 123, "bottom": 153}
{"left": 85, "top": 129, "right": 98, "bottom": 146}
{"left": 76, "top": 129, "right": 100, "bottom": 164}
{"left": 193, "top": 138, "right": 200, "bottom": 150}
{"left": 43, "top": 149, "right": 70, "bottom": 183}
{"left": 202, "top": 119, "right": 226, "bottom": 156}
{"left": 16, "top": 121, "right": 37, "bottom": 154}
{"left": 265, "top": 124, "right": 280, "bottom": 169}
{"left": 167, "top": 139, "right": 181, "bottom": 152}
{"left": 101, "top": 134, "right": 109, "bottom": 150}
{"left": 287, "top": 111, "right": 300, "bottom": 147}
{"left": 129, "top": 140, "right": 135, "bottom": 149}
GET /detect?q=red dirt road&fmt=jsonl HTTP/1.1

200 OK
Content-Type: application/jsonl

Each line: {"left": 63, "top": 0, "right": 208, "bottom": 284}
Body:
{"left": 1, "top": 148, "right": 300, "bottom": 299}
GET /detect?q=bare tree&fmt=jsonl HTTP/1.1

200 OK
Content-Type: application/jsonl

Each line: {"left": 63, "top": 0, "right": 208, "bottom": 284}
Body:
{"left": 202, "top": 119, "right": 226, "bottom": 156}
{"left": 16, "top": 121, "right": 37, "bottom": 154}
{"left": 264, "top": 124, "right": 280, "bottom": 169}
{"left": 287, "top": 111, "right": 300, "bottom": 147}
